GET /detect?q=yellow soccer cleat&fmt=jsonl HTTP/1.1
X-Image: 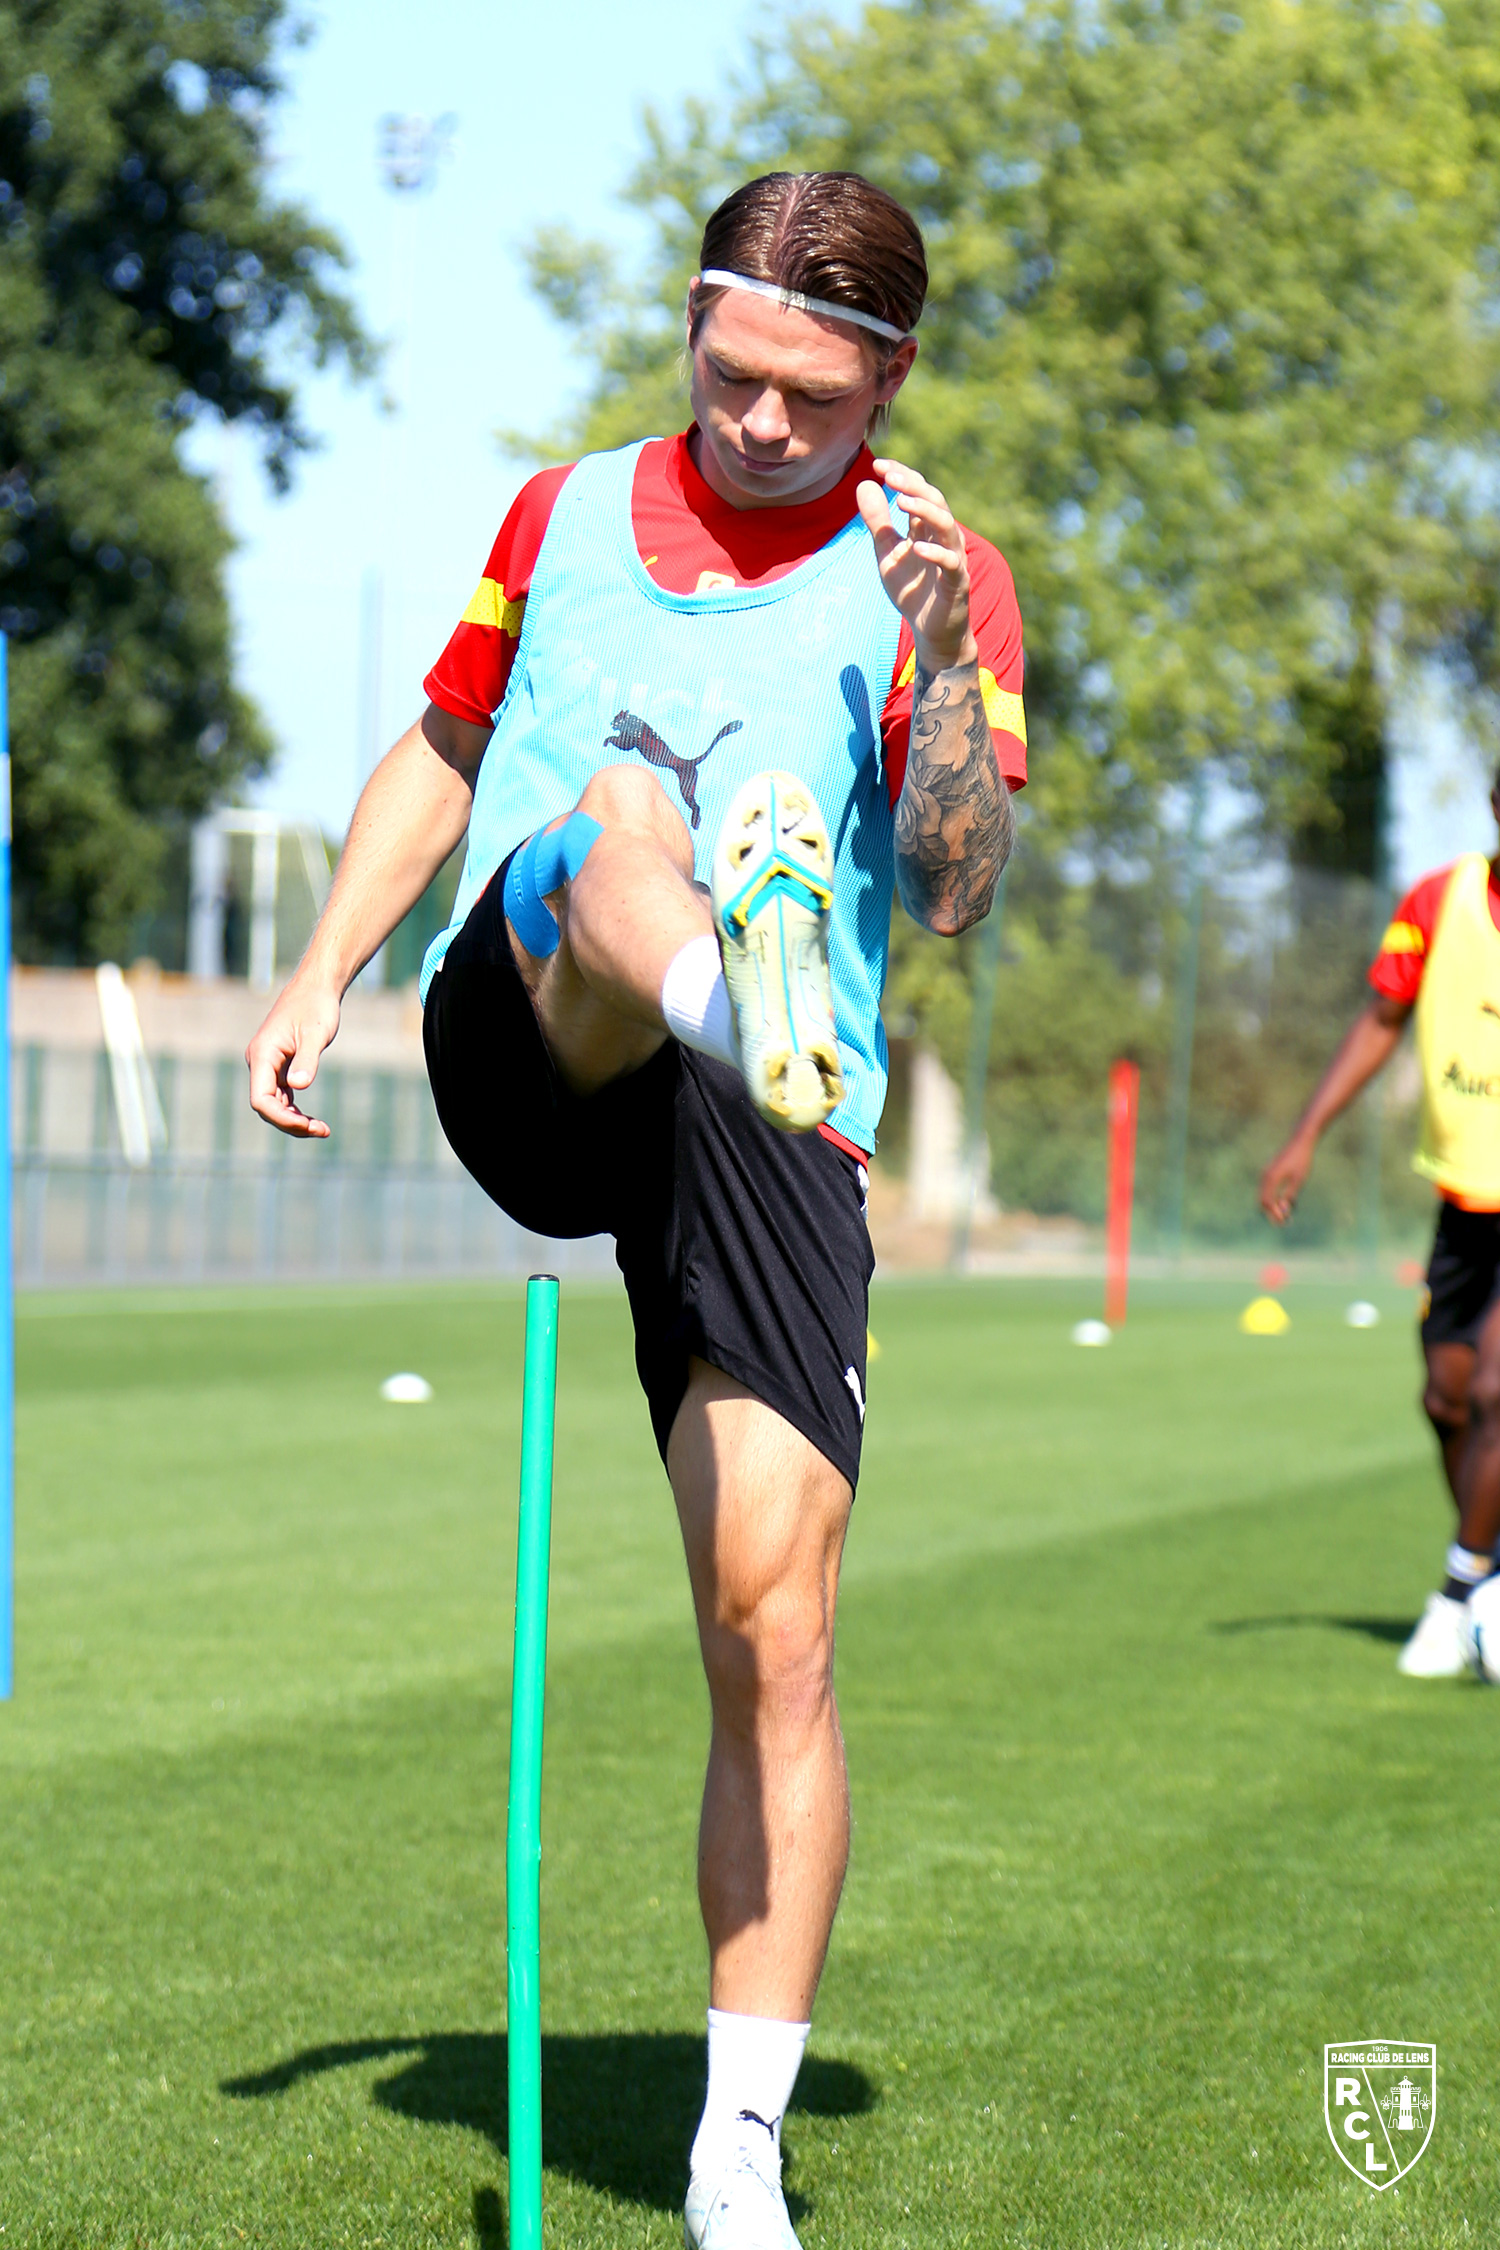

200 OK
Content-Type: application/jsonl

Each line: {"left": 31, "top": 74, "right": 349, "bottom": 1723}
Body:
{"left": 711, "top": 771, "right": 843, "bottom": 1133}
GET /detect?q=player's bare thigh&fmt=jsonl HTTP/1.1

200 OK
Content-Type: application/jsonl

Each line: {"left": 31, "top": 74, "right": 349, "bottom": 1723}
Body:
{"left": 667, "top": 1358, "right": 853, "bottom": 1682}
{"left": 1424, "top": 1339, "right": 1475, "bottom": 1432}
{"left": 507, "top": 765, "right": 708, "bottom": 1097}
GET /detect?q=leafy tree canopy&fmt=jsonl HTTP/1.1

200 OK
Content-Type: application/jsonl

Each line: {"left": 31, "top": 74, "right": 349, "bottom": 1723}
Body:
{"left": 0, "top": 0, "right": 369, "bottom": 961}
{"left": 518, "top": 0, "right": 1500, "bottom": 874}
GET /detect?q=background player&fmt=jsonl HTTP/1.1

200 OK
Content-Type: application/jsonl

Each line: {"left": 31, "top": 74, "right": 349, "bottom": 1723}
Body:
{"left": 246, "top": 171, "right": 1024, "bottom": 2248}
{"left": 1261, "top": 768, "right": 1500, "bottom": 1678}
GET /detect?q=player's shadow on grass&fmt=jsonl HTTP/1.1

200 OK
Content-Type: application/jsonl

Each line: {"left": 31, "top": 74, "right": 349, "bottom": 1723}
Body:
{"left": 1211, "top": 1613, "right": 1416, "bottom": 1647}
{"left": 222, "top": 2031, "right": 874, "bottom": 2217}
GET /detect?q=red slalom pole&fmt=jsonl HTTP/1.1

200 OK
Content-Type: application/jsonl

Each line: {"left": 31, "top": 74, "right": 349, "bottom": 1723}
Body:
{"left": 1105, "top": 1059, "right": 1140, "bottom": 1329}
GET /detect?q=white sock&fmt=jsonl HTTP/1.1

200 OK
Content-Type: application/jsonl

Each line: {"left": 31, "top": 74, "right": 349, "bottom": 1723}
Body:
{"left": 690, "top": 2009, "right": 810, "bottom": 2181}
{"left": 1445, "top": 1542, "right": 1492, "bottom": 1588}
{"left": 661, "top": 934, "right": 735, "bottom": 1067}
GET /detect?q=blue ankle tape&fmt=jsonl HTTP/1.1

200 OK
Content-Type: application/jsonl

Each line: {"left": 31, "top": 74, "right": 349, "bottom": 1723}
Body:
{"left": 504, "top": 812, "right": 603, "bottom": 957}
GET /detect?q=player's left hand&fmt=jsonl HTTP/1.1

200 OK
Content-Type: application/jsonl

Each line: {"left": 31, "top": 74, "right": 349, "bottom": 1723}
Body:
{"left": 857, "top": 459, "right": 977, "bottom": 671}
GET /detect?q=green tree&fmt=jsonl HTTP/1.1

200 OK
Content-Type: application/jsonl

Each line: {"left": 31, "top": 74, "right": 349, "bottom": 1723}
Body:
{"left": 516, "top": 0, "right": 1500, "bottom": 867}
{"left": 0, "top": 0, "right": 369, "bottom": 962}
{"left": 510, "top": 0, "right": 1500, "bottom": 1225}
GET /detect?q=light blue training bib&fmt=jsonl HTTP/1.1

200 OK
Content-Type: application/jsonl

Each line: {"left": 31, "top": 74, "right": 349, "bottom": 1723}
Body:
{"left": 421, "top": 439, "right": 906, "bottom": 1149}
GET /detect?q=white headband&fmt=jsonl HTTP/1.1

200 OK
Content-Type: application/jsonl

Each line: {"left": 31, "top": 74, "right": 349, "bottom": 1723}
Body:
{"left": 697, "top": 269, "right": 913, "bottom": 345}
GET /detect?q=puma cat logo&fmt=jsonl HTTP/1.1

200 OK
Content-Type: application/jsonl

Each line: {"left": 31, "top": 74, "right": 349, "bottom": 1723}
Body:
{"left": 604, "top": 709, "right": 743, "bottom": 829}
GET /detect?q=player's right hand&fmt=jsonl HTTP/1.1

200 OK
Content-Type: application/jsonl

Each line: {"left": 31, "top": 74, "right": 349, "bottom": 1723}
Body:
{"left": 1259, "top": 1135, "right": 1312, "bottom": 1226}
{"left": 246, "top": 981, "right": 341, "bottom": 1138}
{"left": 858, "top": 459, "right": 975, "bottom": 670}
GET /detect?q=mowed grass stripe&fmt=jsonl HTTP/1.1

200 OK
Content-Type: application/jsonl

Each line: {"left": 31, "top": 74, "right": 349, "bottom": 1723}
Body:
{"left": 4, "top": 1279, "right": 1492, "bottom": 2246}
{"left": 4, "top": 1478, "right": 1494, "bottom": 2247}
{"left": 6, "top": 1280, "right": 1430, "bottom": 1767}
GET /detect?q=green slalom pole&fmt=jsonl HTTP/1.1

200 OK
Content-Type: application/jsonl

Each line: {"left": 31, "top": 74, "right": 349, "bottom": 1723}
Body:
{"left": 508, "top": 1274, "right": 558, "bottom": 2250}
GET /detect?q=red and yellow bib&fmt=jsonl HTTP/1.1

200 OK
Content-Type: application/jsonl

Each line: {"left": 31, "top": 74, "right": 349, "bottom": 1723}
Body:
{"left": 1414, "top": 852, "right": 1500, "bottom": 1200}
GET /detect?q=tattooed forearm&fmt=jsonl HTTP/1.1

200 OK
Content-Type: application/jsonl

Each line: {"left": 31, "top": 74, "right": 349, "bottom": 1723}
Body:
{"left": 894, "top": 657, "right": 1014, "bottom": 934}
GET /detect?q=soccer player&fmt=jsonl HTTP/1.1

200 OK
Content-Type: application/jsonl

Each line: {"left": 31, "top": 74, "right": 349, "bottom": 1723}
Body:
{"left": 1260, "top": 772, "right": 1500, "bottom": 1679}
{"left": 247, "top": 171, "right": 1025, "bottom": 2248}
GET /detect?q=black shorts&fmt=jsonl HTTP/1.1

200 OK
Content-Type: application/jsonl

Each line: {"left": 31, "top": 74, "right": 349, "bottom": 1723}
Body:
{"left": 422, "top": 867, "right": 875, "bottom": 1490}
{"left": 1422, "top": 1201, "right": 1500, "bottom": 1350}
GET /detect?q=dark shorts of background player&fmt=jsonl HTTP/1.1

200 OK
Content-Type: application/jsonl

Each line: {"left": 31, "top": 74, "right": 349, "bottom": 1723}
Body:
{"left": 423, "top": 862, "right": 874, "bottom": 1491}
{"left": 1422, "top": 1200, "right": 1500, "bottom": 1351}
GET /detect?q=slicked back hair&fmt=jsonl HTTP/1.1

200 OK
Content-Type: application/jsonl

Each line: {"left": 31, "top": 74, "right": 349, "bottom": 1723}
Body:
{"left": 691, "top": 173, "right": 926, "bottom": 431}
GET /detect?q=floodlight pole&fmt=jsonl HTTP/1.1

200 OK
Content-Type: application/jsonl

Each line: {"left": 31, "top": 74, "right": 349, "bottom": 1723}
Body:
{"left": 359, "top": 112, "right": 457, "bottom": 993}
{"left": 0, "top": 635, "right": 13, "bottom": 1700}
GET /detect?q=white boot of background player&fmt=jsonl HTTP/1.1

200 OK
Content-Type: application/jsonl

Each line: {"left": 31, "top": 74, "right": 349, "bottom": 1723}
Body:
{"left": 1396, "top": 1590, "right": 1473, "bottom": 1678}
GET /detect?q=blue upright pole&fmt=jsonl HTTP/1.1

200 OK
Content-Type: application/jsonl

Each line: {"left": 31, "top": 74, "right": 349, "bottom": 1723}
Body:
{"left": 0, "top": 636, "right": 13, "bottom": 1700}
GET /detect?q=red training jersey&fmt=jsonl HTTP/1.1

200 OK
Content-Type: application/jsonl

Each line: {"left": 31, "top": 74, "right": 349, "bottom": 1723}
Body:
{"left": 1369, "top": 857, "right": 1500, "bottom": 1210}
{"left": 1368, "top": 861, "right": 1500, "bottom": 1007}
{"left": 424, "top": 430, "right": 1027, "bottom": 805}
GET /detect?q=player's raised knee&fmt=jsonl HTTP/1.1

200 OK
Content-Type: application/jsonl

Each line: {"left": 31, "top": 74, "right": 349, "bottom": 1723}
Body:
{"left": 578, "top": 763, "right": 693, "bottom": 858}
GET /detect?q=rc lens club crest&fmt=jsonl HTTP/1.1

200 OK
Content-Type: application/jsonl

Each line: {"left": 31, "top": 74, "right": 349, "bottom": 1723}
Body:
{"left": 1324, "top": 2042, "right": 1436, "bottom": 2188}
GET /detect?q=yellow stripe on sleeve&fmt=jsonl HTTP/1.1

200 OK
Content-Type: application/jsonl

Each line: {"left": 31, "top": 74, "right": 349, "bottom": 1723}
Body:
{"left": 894, "top": 651, "right": 1026, "bottom": 744}
{"left": 460, "top": 577, "right": 526, "bottom": 636}
{"left": 1378, "top": 919, "right": 1425, "bottom": 956}
{"left": 981, "top": 674, "right": 1026, "bottom": 741}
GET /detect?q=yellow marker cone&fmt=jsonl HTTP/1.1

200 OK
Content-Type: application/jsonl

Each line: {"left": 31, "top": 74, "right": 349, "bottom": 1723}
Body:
{"left": 1239, "top": 1295, "right": 1290, "bottom": 1335}
{"left": 867, "top": 1330, "right": 882, "bottom": 1361}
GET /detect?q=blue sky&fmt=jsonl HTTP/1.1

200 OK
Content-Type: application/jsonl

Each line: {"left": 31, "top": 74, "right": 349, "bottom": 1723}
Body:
{"left": 211, "top": 0, "right": 1493, "bottom": 883}
{"left": 208, "top": 0, "right": 802, "bottom": 838}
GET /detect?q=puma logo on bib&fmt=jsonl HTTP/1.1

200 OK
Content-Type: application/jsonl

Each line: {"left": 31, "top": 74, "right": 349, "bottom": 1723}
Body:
{"left": 605, "top": 709, "right": 744, "bottom": 830}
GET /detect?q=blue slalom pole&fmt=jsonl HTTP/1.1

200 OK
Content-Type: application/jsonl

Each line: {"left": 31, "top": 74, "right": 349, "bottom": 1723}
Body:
{"left": 0, "top": 636, "right": 12, "bottom": 1700}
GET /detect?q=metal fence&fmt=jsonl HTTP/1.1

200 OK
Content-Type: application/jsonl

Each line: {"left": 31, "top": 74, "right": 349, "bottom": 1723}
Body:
{"left": 883, "top": 841, "right": 1435, "bottom": 1259}
{"left": 12, "top": 1155, "right": 616, "bottom": 1289}
{"left": 11, "top": 1047, "right": 616, "bottom": 1288}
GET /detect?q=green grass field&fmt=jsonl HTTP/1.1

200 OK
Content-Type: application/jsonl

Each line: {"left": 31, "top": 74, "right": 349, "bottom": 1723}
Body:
{"left": 2, "top": 1274, "right": 1496, "bottom": 2248}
